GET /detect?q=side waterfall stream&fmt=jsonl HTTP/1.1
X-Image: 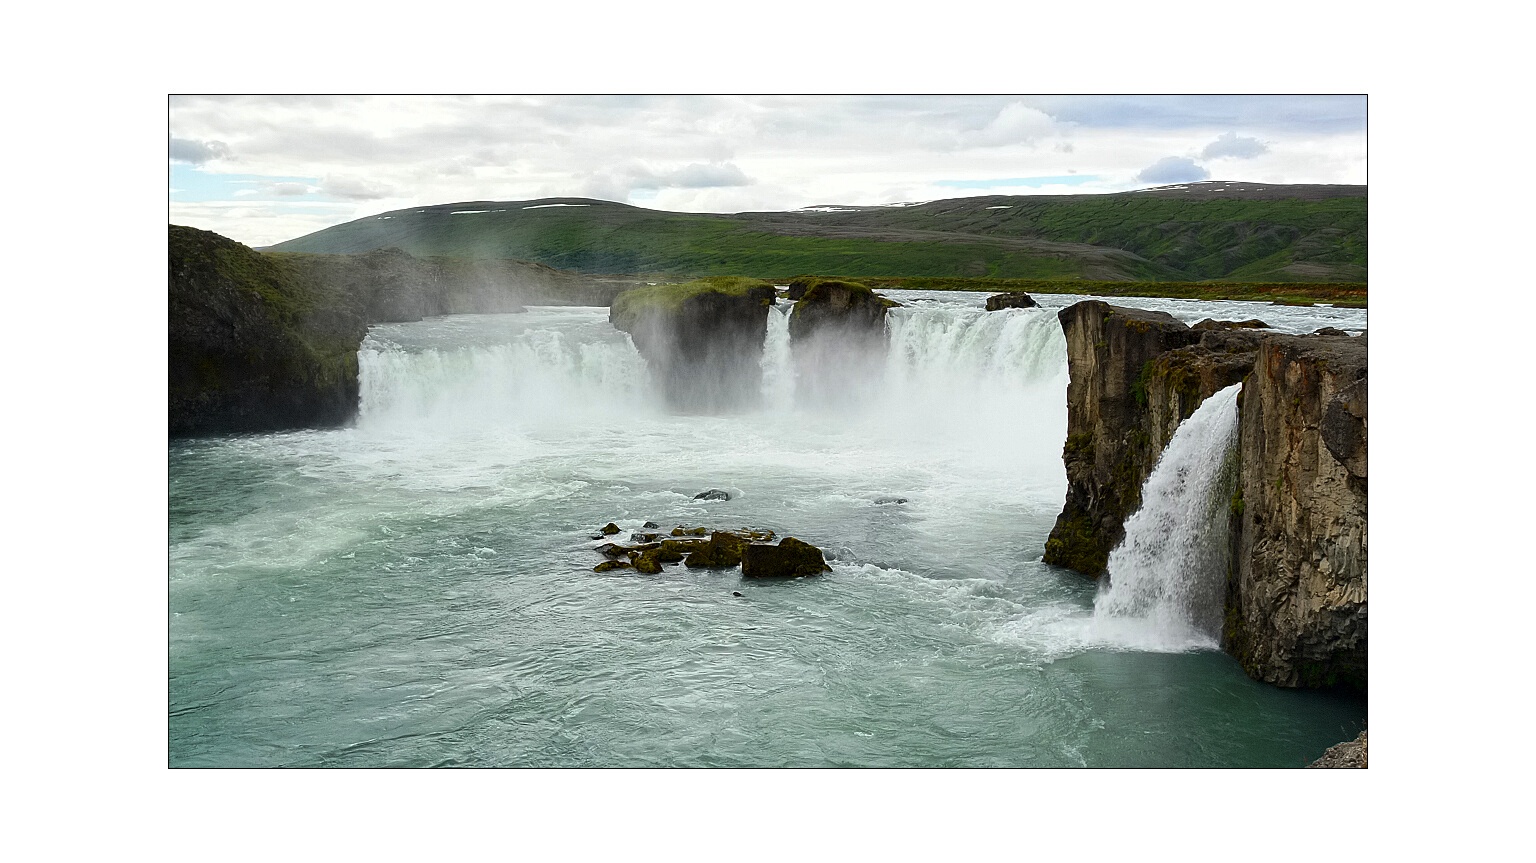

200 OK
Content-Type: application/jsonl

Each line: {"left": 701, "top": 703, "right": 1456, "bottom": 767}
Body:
{"left": 169, "top": 291, "right": 1366, "bottom": 766}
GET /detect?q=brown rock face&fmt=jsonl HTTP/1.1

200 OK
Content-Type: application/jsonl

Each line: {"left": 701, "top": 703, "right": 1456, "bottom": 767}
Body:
{"left": 788, "top": 280, "right": 893, "bottom": 407}
{"left": 1042, "top": 302, "right": 1204, "bottom": 575}
{"left": 1225, "top": 334, "right": 1367, "bottom": 690}
{"left": 985, "top": 292, "right": 1039, "bottom": 311}
{"left": 741, "top": 537, "right": 832, "bottom": 578}
{"left": 1307, "top": 730, "right": 1367, "bottom": 768}
{"left": 1043, "top": 303, "right": 1366, "bottom": 691}
{"left": 611, "top": 284, "right": 777, "bottom": 413}
{"left": 684, "top": 531, "right": 751, "bottom": 568}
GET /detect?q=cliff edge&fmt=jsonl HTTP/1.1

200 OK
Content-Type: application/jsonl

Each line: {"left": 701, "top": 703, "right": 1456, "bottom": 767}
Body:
{"left": 609, "top": 277, "right": 778, "bottom": 413}
{"left": 169, "top": 225, "right": 368, "bottom": 435}
{"left": 1044, "top": 300, "right": 1366, "bottom": 691}
{"left": 1226, "top": 333, "right": 1367, "bottom": 689}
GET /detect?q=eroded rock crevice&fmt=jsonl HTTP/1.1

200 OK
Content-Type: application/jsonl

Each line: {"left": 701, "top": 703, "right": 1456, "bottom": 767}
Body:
{"left": 1044, "top": 300, "right": 1366, "bottom": 691}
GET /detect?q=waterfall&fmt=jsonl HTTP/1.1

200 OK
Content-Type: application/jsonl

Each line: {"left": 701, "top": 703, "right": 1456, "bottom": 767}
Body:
{"left": 885, "top": 305, "right": 1065, "bottom": 393}
{"left": 357, "top": 310, "right": 650, "bottom": 429}
{"left": 760, "top": 304, "right": 794, "bottom": 411}
{"left": 353, "top": 303, "right": 1070, "bottom": 473}
{"left": 1091, "top": 383, "right": 1242, "bottom": 650}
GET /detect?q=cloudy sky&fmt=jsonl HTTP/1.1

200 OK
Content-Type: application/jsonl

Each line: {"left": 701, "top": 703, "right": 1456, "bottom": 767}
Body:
{"left": 169, "top": 95, "right": 1367, "bottom": 247}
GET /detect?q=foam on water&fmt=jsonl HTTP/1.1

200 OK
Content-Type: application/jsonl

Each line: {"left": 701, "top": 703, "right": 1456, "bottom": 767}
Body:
{"left": 1091, "top": 383, "right": 1243, "bottom": 650}
{"left": 170, "top": 295, "right": 1367, "bottom": 767}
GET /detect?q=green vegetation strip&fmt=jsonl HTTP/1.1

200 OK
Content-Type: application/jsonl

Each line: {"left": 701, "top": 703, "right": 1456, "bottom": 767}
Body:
{"left": 820, "top": 276, "right": 1367, "bottom": 307}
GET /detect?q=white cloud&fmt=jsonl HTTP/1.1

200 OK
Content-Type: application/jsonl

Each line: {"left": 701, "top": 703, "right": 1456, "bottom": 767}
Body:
{"left": 168, "top": 137, "right": 230, "bottom": 165}
{"left": 321, "top": 175, "right": 394, "bottom": 200}
{"left": 964, "top": 102, "right": 1058, "bottom": 147}
{"left": 1136, "top": 156, "right": 1210, "bottom": 185}
{"left": 1202, "top": 132, "right": 1269, "bottom": 160}
{"left": 167, "top": 96, "right": 1367, "bottom": 246}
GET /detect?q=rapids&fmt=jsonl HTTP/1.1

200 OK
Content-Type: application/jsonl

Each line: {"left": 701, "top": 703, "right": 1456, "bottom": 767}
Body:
{"left": 169, "top": 290, "right": 1366, "bottom": 767}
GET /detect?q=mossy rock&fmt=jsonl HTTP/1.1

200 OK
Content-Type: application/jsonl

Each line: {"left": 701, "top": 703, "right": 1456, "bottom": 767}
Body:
{"left": 684, "top": 531, "right": 750, "bottom": 568}
{"left": 633, "top": 550, "right": 665, "bottom": 574}
{"left": 609, "top": 277, "right": 775, "bottom": 333}
{"left": 1042, "top": 512, "right": 1109, "bottom": 576}
{"left": 593, "top": 559, "right": 633, "bottom": 573}
{"left": 741, "top": 537, "right": 832, "bottom": 578}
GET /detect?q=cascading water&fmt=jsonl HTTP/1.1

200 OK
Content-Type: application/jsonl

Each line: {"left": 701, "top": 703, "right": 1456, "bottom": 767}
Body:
{"left": 171, "top": 294, "right": 1368, "bottom": 768}
{"left": 357, "top": 308, "right": 650, "bottom": 429}
{"left": 760, "top": 304, "right": 794, "bottom": 411}
{"left": 1091, "top": 383, "right": 1243, "bottom": 650}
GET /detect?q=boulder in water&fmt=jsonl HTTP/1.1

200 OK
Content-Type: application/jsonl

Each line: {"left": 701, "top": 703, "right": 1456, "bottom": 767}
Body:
{"left": 593, "top": 559, "right": 633, "bottom": 573}
{"left": 600, "top": 523, "right": 621, "bottom": 536}
{"left": 874, "top": 497, "right": 907, "bottom": 505}
{"left": 656, "top": 539, "right": 704, "bottom": 563}
{"left": 693, "top": 489, "right": 732, "bottom": 501}
{"left": 594, "top": 543, "right": 629, "bottom": 559}
{"left": 742, "top": 537, "right": 832, "bottom": 578}
{"left": 671, "top": 526, "right": 707, "bottom": 537}
{"left": 985, "top": 292, "right": 1039, "bottom": 311}
{"left": 1313, "top": 326, "right": 1348, "bottom": 337}
{"left": 684, "top": 531, "right": 751, "bottom": 568}
{"left": 1192, "top": 318, "right": 1270, "bottom": 331}
{"left": 642, "top": 521, "right": 660, "bottom": 529}
{"left": 632, "top": 549, "right": 666, "bottom": 574}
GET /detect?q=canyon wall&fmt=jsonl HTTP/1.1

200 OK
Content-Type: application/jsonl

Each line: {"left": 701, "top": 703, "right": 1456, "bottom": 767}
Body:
{"left": 1045, "top": 300, "right": 1366, "bottom": 690}
{"left": 1226, "top": 334, "right": 1367, "bottom": 689}
{"left": 169, "top": 225, "right": 644, "bottom": 435}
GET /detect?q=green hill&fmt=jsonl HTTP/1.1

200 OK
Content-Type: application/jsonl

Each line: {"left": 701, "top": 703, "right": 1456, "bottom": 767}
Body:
{"left": 270, "top": 182, "right": 1366, "bottom": 283}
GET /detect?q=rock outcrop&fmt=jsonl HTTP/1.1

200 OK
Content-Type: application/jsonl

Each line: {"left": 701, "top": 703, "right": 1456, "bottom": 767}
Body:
{"left": 1193, "top": 318, "right": 1269, "bottom": 331}
{"left": 1307, "top": 730, "right": 1367, "bottom": 768}
{"left": 787, "top": 279, "right": 897, "bottom": 407}
{"left": 1225, "top": 333, "right": 1367, "bottom": 690}
{"left": 1042, "top": 301, "right": 1205, "bottom": 575}
{"left": 170, "top": 225, "right": 647, "bottom": 436}
{"left": 742, "top": 537, "right": 832, "bottom": 578}
{"left": 585, "top": 523, "right": 820, "bottom": 578}
{"left": 1043, "top": 300, "right": 1367, "bottom": 692}
{"left": 609, "top": 277, "right": 777, "bottom": 413}
{"left": 985, "top": 292, "right": 1039, "bottom": 310}
{"left": 169, "top": 225, "right": 368, "bottom": 435}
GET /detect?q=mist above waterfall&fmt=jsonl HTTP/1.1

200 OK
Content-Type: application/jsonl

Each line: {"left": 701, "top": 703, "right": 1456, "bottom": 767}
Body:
{"left": 172, "top": 292, "right": 1368, "bottom": 767}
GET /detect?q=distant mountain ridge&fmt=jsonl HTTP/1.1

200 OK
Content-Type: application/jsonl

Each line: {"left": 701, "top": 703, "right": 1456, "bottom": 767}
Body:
{"left": 270, "top": 182, "right": 1366, "bottom": 283}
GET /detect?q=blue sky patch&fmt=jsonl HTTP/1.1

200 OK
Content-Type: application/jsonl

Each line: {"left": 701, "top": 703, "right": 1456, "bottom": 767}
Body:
{"left": 169, "top": 163, "right": 327, "bottom": 202}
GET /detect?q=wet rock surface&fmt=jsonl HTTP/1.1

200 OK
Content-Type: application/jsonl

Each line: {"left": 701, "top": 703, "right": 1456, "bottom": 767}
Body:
{"left": 1045, "top": 300, "right": 1367, "bottom": 692}
{"left": 1193, "top": 318, "right": 1269, "bottom": 330}
{"left": 742, "top": 537, "right": 833, "bottom": 579}
{"left": 1227, "top": 334, "right": 1367, "bottom": 690}
{"left": 985, "top": 292, "right": 1039, "bottom": 310}
{"left": 609, "top": 279, "right": 777, "bottom": 413}
{"left": 588, "top": 522, "right": 825, "bottom": 579}
{"left": 1307, "top": 731, "right": 1367, "bottom": 768}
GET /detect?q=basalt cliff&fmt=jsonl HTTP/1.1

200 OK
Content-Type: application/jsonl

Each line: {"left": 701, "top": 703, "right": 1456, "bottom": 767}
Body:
{"left": 609, "top": 276, "right": 896, "bottom": 413}
{"left": 169, "top": 225, "right": 643, "bottom": 436}
{"left": 1043, "top": 300, "right": 1366, "bottom": 691}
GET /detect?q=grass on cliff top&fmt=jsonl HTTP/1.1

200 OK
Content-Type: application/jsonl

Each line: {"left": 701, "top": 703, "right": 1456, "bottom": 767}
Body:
{"left": 609, "top": 276, "right": 774, "bottom": 329}
{"left": 803, "top": 275, "right": 1368, "bottom": 307}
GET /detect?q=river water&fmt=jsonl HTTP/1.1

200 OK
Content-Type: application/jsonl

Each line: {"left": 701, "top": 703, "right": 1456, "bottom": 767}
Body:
{"left": 168, "top": 290, "right": 1366, "bottom": 767}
